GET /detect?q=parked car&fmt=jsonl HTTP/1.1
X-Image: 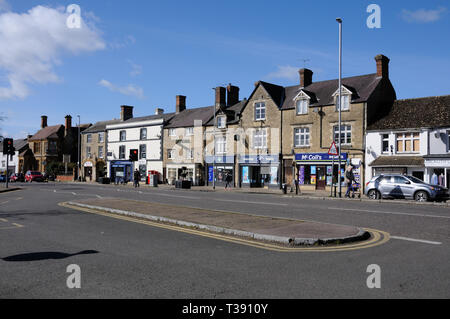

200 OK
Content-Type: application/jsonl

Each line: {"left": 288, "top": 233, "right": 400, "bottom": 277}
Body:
{"left": 25, "top": 171, "right": 44, "bottom": 183}
{"left": 365, "top": 174, "right": 449, "bottom": 202}
{"left": 0, "top": 174, "right": 6, "bottom": 183}
{"left": 10, "top": 173, "right": 25, "bottom": 183}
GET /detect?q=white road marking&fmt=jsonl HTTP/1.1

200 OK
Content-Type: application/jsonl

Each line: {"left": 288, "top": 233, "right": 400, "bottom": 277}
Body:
{"left": 328, "top": 207, "right": 450, "bottom": 219}
{"left": 214, "top": 199, "right": 288, "bottom": 206}
{"left": 0, "top": 201, "right": 10, "bottom": 205}
{"left": 391, "top": 236, "right": 442, "bottom": 245}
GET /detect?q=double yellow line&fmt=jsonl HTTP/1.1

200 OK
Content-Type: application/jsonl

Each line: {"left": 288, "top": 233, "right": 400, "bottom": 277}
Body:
{"left": 60, "top": 202, "right": 390, "bottom": 253}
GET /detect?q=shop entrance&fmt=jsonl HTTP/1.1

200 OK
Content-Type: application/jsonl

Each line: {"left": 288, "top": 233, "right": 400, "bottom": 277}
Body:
{"left": 316, "top": 166, "right": 327, "bottom": 190}
{"left": 84, "top": 167, "right": 92, "bottom": 181}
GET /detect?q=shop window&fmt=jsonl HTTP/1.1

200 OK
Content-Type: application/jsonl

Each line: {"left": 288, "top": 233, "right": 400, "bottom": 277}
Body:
{"left": 119, "top": 145, "right": 125, "bottom": 159}
{"left": 254, "top": 102, "right": 266, "bottom": 121}
{"left": 381, "top": 134, "right": 389, "bottom": 153}
{"left": 396, "top": 133, "right": 420, "bottom": 153}
{"left": 334, "top": 125, "right": 352, "bottom": 145}
{"left": 294, "top": 128, "right": 310, "bottom": 147}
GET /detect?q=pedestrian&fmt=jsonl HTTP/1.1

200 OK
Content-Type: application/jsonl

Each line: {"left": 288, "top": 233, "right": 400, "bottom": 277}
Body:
{"left": 133, "top": 169, "right": 141, "bottom": 188}
{"left": 225, "top": 173, "right": 232, "bottom": 189}
{"left": 345, "top": 165, "right": 355, "bottom": 198}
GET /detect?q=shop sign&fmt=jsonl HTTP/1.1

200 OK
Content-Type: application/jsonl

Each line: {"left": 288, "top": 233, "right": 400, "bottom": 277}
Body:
{"left": 208, "top": 166, "right": 214, "bottom": 182}
{"left": 84, "top": 161, "right": 93, "bottom": 168}
{"left": 205, "top": 156, "right": 234, "bottom": 164}
{"left": 425, "top": 159, "right": 450, "bottom": 167}
{"left": 242, "top": 166, "right": 249, "bottom": 183}
{"left": 239, "top": 155, "right": 279, "bottom": 164}
{"left": 295, "top": 153, "right": 348, "bottom": 162}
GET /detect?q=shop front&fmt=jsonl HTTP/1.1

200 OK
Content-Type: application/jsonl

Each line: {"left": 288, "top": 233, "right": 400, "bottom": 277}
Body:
{"left": 424, "top": 156, "right": 450, "bottom": 189}
{"left": 238, "top": 155, "right": 280, "bottom": 188}
{"left": 82, "top": 159, "right": 107, "bottom": 182}
{"left": 166, "top": 163, "right": 204, "bottom": 186}
{"left": 206, "top": 156, "right": 235, "bottom": 187}
{"left": 110, "top": 160, "right": 134, "bottom": 184}
{"left": 295, "top": 153, "right": 348, "bottom": 191}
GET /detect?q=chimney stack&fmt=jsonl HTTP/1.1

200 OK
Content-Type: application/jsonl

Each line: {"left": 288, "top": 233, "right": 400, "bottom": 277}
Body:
{"left": 375, "top": 54, "right": 390, "bottom": 78}
{"left": 155, "top": 108, "right": 164, "bottom": 115}
{"left": 65, "top": 115, "right": 72, "bottom": 136}
{"left": 215, "top": 87, "right": 226, "bottom": 108}
{"left": 176, "top": 95, "right": 186, "bottom": 114}
{"left": 41, "top": 116, "right": 48, "bottom": 129}
{"left": 299, "top": 69, "right": 313, "bottom": 87}
{"left": 120, "top": 105, "right": 134, "bottom": 121}
{"left": 227, "top": 84, "right": 240, "bottom": 107}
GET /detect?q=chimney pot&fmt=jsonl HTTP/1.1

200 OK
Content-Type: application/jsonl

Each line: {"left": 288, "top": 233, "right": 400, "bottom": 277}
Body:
{"left": 155, "top": 108, "right": 164, "bottom": 115}
{"left": 176, "top": 96, "right": 186, "bottom": 114}
{"left": 299, "top": 68, "right": 313, "bottom": 87}
{"left": 375, "top": 54, "right": 390, "bottom": 78}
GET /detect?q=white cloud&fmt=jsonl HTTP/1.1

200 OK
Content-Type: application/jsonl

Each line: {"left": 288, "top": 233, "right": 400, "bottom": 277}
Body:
{"left": 98, "top": 79, "right": 144, "bottom": 99}
{"left": 0, "top": 5, "right": 105, "bottom": 100}
{"left": 266, "top": 65, "right": 300, "bottom": 81}
{"left": 402, "top": 7, "right": 447, "bottom": 23}
{"left": 128, "top": 60, "right": 143, "bottom": 77}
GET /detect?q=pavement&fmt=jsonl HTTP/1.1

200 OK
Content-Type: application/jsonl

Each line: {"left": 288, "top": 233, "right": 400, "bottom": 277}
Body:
{"left": 65, "top": 198, "right": 370, "bottom": 247}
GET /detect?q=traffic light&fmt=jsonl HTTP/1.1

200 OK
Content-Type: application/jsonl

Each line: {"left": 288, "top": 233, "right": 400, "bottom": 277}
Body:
{"left": 2, "top": 138, "right": 15, "bottom": 155}
{"left": 130, "top": 149, "right": 138, "bottom": 162}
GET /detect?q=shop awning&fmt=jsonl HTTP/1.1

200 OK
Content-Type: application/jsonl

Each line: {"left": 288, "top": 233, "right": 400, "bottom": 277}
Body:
{"left": 369, "top": 156, "right": 424, "bottom": 167}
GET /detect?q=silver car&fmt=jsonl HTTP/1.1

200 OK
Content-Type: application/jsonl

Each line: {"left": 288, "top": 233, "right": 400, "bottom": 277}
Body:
{"left": 365, "top": 174, "right": 449, "bottom": 202}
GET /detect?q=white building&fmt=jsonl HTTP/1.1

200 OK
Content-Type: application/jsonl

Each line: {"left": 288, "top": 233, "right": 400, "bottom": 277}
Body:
{"left": 365, "top": 95, "right": 450, "bottom": 188}
{"left": 106, "top": 106, "right": 174, "bottom": 183}
{"left": 0, "top": 139, "right": 28, "bottom": 175}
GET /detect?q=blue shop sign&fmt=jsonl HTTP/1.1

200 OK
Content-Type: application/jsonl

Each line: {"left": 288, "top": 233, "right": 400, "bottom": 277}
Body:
{"left": 111, "top": 160, "right": 133, "bottom": 168}
{"left": 205, "top": 156, "right": 235, "bottom": 164}
{"left": 239, "top": 155, "right": 279, "bottom": 164}
{"left": 295, "top": 153, "right": 348, "bottom": 163}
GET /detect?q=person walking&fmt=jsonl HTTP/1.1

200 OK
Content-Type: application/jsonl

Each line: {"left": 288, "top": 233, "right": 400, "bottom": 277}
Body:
{"left": 133, "top": 169, "right": 141, "bottom": 188}
{"left": 225, "top": 173, "right": 233, "bottom": 190}
{"left": 345, "top": 165, "right": 355, "bottom": 198}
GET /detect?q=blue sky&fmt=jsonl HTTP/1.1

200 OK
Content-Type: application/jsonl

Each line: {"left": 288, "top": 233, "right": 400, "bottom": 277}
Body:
{"left": 0, "top": 0, "right": 449, "bottom": 139}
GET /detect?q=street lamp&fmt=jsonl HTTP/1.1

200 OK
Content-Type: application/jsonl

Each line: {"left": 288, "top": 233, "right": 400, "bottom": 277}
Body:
{"left": 336, "top": 17, "right": 343, "bottom": 198}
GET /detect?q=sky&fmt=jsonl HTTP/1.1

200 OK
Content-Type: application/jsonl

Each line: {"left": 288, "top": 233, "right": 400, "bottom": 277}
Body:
{"left": 0, "top": 0, "right": 449, "bottom": 139}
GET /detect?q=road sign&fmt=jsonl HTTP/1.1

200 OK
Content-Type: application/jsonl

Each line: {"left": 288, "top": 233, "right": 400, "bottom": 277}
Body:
{"left": 328, "top": 142, "right": 339, "bottom": 156}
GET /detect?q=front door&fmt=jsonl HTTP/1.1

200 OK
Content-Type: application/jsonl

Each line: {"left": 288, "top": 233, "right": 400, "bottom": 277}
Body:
{"left": 316, "top": 166, "right": 326, "bottom": 190}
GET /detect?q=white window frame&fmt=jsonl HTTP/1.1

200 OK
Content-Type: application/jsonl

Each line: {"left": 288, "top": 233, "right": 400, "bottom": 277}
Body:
{"left": 296, "top": 99, "right": 309, "bottom": 115}
{"left": 98, "top": 146, "right": 104, "bottom": 159}
{"left": 98, "top": 132, "right": 104, "bottom": 143}
{"left": 119, "top": 145, "right": 126, "bottom": 159}
{"left": 447, "top": 130, "right": 450, "bottom": 152}
{"left": 381, "top": 134, "right": 390, "bottom": 153}
{"left": 185, "top": 127, "right": 194, "bottom": 136}
{"left": 396, "top": 132, "right": 420, "bottom": 153}
{"left": 336, "top": 94, "right": 350, "bottom": 111}
{"left": 86, "top": 146, "right": 91, "bottom": 158}
{"left": 139, "top": 144, "right": 147, "bottom": 160}
{"left": 254, "top": 102, "right": 266, "bottom": 121}
{"left": 294, "top": 127, "right": 310, "bottom": 147}
{"left": 140, "top": 128, "right": 147, "bottom": 140}
{"left": 215, "top": 136, "right": 227, "bottom": 155}
{"left": 86, "top": 134, "right": 92, "bottom": 144}
{"left": 334, "top": 125, "right": 352, "bottom": 145}
{"left": 217, "top": 117, "right": 226, "bottom": 129}
{"left": 253, "top": 129, "right": 267, "bottom": 149}
{"left": 119, "top": 130, "right": 126, "bottom": 142}
{"left": 185, "top": 148, "right": 194, "bottom": 159}
{"left": 168, "top": 149, "right": 175, "bottom": 160}
{"left": 169, "top": 128, "right": 176, "bottom": 137}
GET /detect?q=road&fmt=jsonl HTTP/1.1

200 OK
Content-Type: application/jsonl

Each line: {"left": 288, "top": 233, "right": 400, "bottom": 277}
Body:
{"left": 0, "top": 182, "right": 449, "bottom": 298}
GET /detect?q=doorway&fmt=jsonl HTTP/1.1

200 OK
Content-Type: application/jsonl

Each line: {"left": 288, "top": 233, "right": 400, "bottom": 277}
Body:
{"left": 316, "top": 166, "right": 326, "bottom": 190}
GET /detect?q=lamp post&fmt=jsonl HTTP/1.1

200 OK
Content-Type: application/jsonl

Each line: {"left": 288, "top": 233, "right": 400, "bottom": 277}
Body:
{"left": 77, "top": 115, "right": 81, "bottom": 182}
{"left": 336, "top": 17, "right": 343, "bottom": 198}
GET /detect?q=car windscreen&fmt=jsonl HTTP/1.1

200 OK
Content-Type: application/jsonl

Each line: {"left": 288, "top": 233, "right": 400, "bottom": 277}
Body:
{"left": 406, "top": 176, "right": 425, "bottom": 184}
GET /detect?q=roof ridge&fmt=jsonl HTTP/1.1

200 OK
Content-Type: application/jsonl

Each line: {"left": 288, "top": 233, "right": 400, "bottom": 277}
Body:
{"left": 395, "top": 95, "right": 450, "bottom": 102}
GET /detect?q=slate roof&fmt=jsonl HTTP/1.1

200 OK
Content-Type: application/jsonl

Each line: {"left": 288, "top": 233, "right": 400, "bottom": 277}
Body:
{"left": 281, "top": 73, "right": 381, "bottom": 110}
{"left": 367, "top": 95, "right": 450, "bottom": 131}
{"left": 369, "top": 156, "right": 424, "bottom": 167}
{"left": 83, "top": 119, "right": 121, "bottom": 134}
{"left": 28, "top": 125, "right": 64, "bottom": 141}
{"left": 166, "top": 106, "right": 215, "bottom": 128}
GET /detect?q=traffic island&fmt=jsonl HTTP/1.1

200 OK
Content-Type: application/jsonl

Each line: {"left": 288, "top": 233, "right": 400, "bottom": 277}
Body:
{"left": 63, "top": 198, "right": 373, "bottom": 248}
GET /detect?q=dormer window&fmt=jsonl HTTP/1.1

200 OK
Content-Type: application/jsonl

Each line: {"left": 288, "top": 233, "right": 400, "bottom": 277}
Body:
{"left": 333, "top": 86, "right": 352, "bottom": 111}
{"left": 217, "top": 116, "right": 226, "bottom": 129}
{"left": 296, "top": 99, "right": 309, "bottom": 115}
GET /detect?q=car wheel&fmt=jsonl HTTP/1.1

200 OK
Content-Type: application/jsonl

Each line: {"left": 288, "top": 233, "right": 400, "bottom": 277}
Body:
{"left": 415, "top": 191, "right": 429, "bottom": 202}
{"left": 368, "top": 190, "right": 380, "bottom": 200}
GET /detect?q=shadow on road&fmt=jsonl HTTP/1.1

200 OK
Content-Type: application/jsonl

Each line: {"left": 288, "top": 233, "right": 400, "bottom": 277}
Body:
{"left": 2, "top": 250, "right": 99, "bottom": 262}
